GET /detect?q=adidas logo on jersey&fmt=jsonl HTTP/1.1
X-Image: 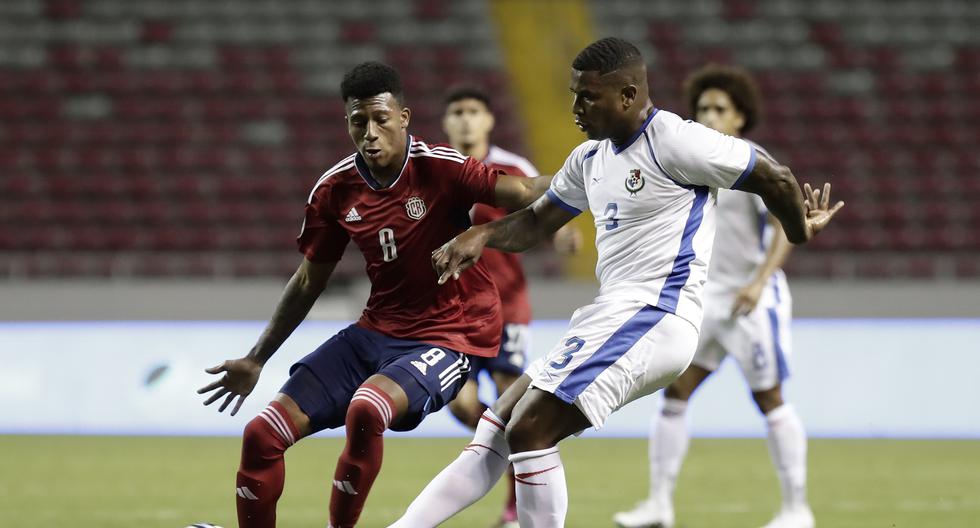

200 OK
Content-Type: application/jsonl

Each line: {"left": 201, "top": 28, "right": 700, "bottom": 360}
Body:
{"left": 345, "top": 207, "right": 362, "bottom": 222}
{"left": 411, "top": 360, "right": 428, "bottom": 375}
{"left": 333, "top": 479, "right": 358, "bottom": 495}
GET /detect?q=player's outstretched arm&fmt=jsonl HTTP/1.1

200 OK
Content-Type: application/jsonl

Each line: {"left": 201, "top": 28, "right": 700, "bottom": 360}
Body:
{"left": 432, "top": 195, "right": 576, "bottom": 284}
{"left": 493, "top": 173, "right": 554, "bottom": 211}
{"left": 197, "top": 258, "right": 336, "bottom": 415}
{"left": 736, "top": 153, "right": 844, "bottom": 244}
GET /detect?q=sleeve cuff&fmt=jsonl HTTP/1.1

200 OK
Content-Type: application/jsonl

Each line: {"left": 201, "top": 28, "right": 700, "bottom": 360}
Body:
{"left": 546, "top": 189, "right": 583, "bottom": 215}
{"left": 731, "top": 146, "right": 757, "bottom": 190}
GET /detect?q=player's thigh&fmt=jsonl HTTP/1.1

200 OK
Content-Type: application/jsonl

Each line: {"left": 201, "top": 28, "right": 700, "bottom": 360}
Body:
{"left": 278, "top": 327, "right": 373, "bottom": 434}
{"left": 491, "top": 373, "right": 532, "bottom": 422}
{"left": 491, "top": 370, "right": 522, "bottom": 397}
{"left": 525, "top": 300, "right": 696, "bottom": 429}
{"left": 622, "top": 312, "right": 700, "bottom": 405}
{"left": 377, "top": 344, "right": 471, "bottom": 432}
{"left": 727, "top": 302, "right": 791, "bottom": 393}
{"left": 447, "top": 379, "right": 483, "bottom": 427}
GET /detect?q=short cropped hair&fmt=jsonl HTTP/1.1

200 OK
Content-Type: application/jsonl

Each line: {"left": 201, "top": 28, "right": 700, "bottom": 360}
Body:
{"left": 683, "top": 63, "right": 762, "bottom": 134}
{"left": 340, "top": 61, "right": 404, "bottom": 104}
{"left": 572, "top": 37, "right": 643, "bottom": 75}
{"left": 443, "top": 84, "right": 492, "bottom": 111}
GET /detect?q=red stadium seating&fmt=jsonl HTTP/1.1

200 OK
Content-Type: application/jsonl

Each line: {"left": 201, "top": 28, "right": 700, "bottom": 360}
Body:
{"left": 0, "top": 0, "right": 531, "bottom": 277}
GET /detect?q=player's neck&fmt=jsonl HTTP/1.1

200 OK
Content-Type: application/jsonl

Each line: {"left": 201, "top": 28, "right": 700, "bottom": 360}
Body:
{"left": 610, "top": 103, "right": 656, "bottom": 148}
{"left": 455, "top": 142, "right": 489, "bottom": 161}
{"left": 367, "top": 150, "right": 407, "bottom": 188}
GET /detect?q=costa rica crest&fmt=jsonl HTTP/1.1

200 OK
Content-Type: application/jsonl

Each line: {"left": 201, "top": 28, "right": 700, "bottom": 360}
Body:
{"left": 625, "top": 168, "right": 644, "bottom": 194}
{"left": 405, "top": 196, "right": 427, "bottom": 220}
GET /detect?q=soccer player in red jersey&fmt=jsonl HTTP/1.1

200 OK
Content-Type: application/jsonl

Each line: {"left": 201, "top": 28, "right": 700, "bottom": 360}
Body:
{"left": 441, "top": 85, "right": 581, "bottom": 527}
{"left": 197, "top": 62, "right": 552, "bottom": 528}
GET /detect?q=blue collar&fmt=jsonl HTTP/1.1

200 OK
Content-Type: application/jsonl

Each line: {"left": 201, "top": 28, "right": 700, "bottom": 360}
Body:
{"left": 354, "top": 134, "right": 412, "bottom": 190}
{"left": 611, "top": 108, "right": 659, "bottom": 154}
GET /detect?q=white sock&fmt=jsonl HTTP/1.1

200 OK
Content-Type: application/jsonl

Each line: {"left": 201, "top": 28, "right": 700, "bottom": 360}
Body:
{"left": 510, "top": 446, "right": 567, "bottom": 528}
{"left": 388, "top": 410, "right": 510, "bottom": 527}
{"left": 649, "top": 398, "right": 689, "bottom": 503}
{"left": 765, "top": 404, "right": 808, "bottom": 510}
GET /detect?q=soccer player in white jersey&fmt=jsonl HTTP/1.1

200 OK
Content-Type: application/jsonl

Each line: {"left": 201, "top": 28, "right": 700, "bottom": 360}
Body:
{"left": 388, "top": 38, "right": 842, "bottom": 528}
{"left": 613, "top": 64, "right": 813, "bottom": 528}
{"left": 442, "top": 85, "right": 582, "bottom": 528}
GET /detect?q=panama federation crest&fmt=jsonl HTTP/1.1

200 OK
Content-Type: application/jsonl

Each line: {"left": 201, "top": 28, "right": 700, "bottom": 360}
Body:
{"left": 405, "top": 196, "right": 427, "bottom": 220}
{"left": 625, "top": 169, "right": 645, "bottom": 194}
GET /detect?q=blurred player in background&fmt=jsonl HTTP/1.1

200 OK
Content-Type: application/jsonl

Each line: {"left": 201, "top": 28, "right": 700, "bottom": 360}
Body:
{"left": 197, "top": 61, "right": 552, "bottom": 528}
{"left": 390, "top": 38, "right": 841, "bottom": 528}
{"left": 441, "top": 85, "right": 582, "bottom": 528}
{"left": 613, "top": 64, "right": 813, "bottom": 528}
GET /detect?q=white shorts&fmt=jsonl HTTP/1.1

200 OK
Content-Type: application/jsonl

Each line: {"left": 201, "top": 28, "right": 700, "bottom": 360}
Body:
{"left": 524, "top": 299, "right": 698, "bottom": 429}
{"left": 693, "top": 273, "right": 793, "bottom": 392}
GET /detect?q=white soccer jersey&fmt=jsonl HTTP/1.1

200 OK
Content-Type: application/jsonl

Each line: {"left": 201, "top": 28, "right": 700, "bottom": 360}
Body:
{"left": 547, "top": 108, "right": 757, "bottom": 328}
{"left": 706, "top": 141, "right": 776, "bottom": 294}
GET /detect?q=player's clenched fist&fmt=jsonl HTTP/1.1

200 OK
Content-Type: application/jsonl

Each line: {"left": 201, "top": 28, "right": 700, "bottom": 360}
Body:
{"left": 432, "top": 225, "right": 491, "bottom": 285}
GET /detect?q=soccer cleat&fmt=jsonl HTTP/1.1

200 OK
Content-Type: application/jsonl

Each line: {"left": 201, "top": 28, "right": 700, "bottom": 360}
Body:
{"left": 612, "top": 497, "right": 674, "bottom": 528}
{"left": 760, "top": 505, "right": 815, "bottom": 528}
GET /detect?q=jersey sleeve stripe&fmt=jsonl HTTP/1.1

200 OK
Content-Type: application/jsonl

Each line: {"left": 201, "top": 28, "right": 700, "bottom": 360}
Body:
{"left": 411, "top": 147, "right": 467, "bottom": 162}
{"left": 730, "top": 146, "right": 757, "bottom": 190}
{"left": 545, "top": 189, "right": 582, "bottom": 215}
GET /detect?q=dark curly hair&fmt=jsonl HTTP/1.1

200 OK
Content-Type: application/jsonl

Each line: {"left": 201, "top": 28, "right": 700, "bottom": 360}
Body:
{"left": 443, "top": 84, "right": 492, "bottom": 111}
{"left": 340, "top": 61, "right": 404, "bottom": 104}
{"left": 572, "top": 37, "right": 643, "bottom": 75}
{"left": 683, "top": 64, "right": 762, "bottom": 134}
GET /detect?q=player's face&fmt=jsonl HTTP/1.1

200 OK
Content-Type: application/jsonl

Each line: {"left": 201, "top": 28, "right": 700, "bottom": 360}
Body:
{"left": 695, "top": 88, "right": 745, "bottom": 137}
{"left": 569, "top": 69, "right": 623, "bottom": 140}
{"left": 346, "top": 93, "right": 411, "bottom": 170}
{"left": 443, "top": 98, "right": 494, "bottom": 149}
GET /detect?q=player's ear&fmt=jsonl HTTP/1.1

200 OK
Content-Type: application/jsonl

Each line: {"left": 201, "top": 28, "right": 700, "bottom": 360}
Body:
{"left": 486, "top": 111, "right": 495, "bottom": 133}
{"left": 400, "top": 106, "right": 411, "bottom": 129}
{"left": 733, "top": 110, "right": 746, "bottom": 133}
{"left": 621, "top": 84, "right": 637, "bottom": 110}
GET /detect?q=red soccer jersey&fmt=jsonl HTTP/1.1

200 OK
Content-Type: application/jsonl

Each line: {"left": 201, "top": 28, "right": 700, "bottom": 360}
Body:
{"left": 470, "top": 145, "right": 538, "bottom": 325}
{"left": 298, "top": 136, "right": 503, "bottom": 357}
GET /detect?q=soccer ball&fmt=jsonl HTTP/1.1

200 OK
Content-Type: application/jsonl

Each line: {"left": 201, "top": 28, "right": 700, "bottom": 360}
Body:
{"left": 184, "top": 524, "right": 224, "bottom": 528}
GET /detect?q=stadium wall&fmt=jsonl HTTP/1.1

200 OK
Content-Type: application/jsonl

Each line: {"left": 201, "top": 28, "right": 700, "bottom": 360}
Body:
{"left": 1, "top": 314, "right": 978, "bottom": 439}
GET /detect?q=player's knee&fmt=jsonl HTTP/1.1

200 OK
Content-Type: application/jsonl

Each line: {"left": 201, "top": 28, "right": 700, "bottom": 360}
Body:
{"left": 752, "top": 387, "right": 784, "bottom": 414}
{"left": 505, "top": 414, "right": 553, "bottom": 453}
{"left": 448, "top": 400, "right": 482, "bottom": 429}
{"left": 664, "top": 383, "right": 693, "bottom": 401}
{"left": 346, "top": 392, "right": 392, "bottom": 437}
{"left": 242, "top": 414, "right": 290, "bottom": 459}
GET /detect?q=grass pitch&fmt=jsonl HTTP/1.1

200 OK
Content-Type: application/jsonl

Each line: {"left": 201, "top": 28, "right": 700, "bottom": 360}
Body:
{"left": 1, "top": 436, "right": 977, "bottom": 527}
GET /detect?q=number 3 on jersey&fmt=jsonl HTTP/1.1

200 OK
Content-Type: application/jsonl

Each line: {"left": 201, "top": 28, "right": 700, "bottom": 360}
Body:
{"left": 378, "top": 228, "right": 397, "bottom": 262}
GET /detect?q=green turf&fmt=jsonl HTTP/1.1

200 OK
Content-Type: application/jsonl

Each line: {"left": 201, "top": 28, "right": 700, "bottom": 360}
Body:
{"left": 1, "top": 436, "right": 978, "bottom": 527}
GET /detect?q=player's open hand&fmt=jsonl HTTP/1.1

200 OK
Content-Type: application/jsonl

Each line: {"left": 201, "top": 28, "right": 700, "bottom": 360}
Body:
{"left": 731, "top": 279, "right": 765, "bottom": 318}
{"left": 431, "top": 226, "right": 489, "bottom": 285}
{"left": 803, "top": 182, "right": 844, "bottom": 239}
{"left": 197, "top": 356, "right": 263, "bottom": 416}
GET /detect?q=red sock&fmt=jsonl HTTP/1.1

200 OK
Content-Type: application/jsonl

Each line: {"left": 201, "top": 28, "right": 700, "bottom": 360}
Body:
{"left": 329, "top": 384, "right": 394, "bottom": 528}
{"left": 236, "top": 401, "right": 299, "bottom": 528}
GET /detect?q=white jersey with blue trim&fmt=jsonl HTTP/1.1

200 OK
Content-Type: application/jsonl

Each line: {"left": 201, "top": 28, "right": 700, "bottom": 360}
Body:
{"left": 547, "top": 108, "right": 757, "bottom": 328}
{"left": 705, "top": 140, "right": 778, "bottom": 294}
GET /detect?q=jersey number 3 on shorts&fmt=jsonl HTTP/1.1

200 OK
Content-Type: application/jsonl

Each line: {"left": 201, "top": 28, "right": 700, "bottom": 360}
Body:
{"left": 550, "top": 337, "right": 585, "bottom": 370}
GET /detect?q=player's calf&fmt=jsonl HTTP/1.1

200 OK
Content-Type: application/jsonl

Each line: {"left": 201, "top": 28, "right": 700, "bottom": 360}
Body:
{"left": 237, "top": 401, "right": 301, "bottom": 528}
{"left": 329, "top": 383, "right": 395, "bottom": 528}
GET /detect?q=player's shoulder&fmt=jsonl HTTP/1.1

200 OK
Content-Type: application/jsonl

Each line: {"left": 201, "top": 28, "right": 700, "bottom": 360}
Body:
{"left": 408, "top": 136, "right": 469, "bottom": 165}
{"left": 306, "top": 152, "right": 358, "bottom": 203}
{"left": 569, "top": 138, "right": 603, "bottom": 164}
{"left": 485, "top": 145, "right": 539, "bottom": 177}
